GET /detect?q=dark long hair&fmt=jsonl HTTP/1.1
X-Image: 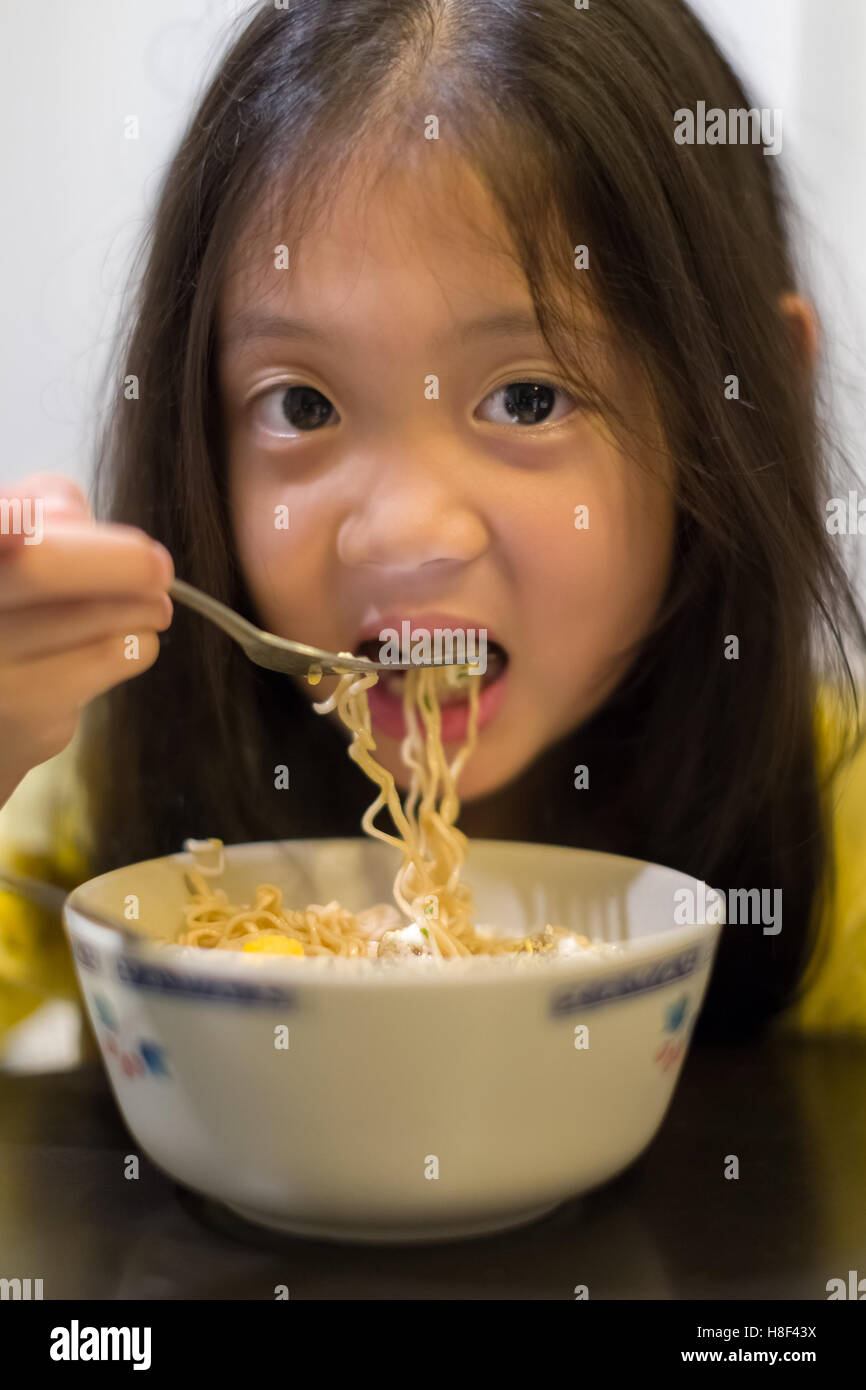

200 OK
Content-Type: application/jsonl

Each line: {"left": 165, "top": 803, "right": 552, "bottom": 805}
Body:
{"left": 78, "top": 0, "right": 865, "bottom": 1042}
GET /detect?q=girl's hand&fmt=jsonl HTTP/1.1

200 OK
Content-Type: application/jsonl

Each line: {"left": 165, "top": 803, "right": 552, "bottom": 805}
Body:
{"left": 0, "top": 472, "right": 174, "bottom": 807}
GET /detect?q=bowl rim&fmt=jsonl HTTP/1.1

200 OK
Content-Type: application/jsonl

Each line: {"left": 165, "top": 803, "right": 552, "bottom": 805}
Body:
{"left": 62, "top": 837, "right": 725, "bottom": 991}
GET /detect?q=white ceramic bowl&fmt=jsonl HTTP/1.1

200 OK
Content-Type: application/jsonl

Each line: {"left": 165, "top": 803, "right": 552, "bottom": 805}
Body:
{"left": 63, "top": 838, "right": 724, "bottom": 1244}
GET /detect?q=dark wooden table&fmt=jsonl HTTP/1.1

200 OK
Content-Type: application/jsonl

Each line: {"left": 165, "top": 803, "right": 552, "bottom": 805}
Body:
{"left": 1, "top": 1037, "right": 864, "bottom": 1299}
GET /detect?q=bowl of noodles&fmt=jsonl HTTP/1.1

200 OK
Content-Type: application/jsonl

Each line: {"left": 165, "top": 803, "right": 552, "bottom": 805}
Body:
{"left": 64, "top": 834, "right": 724, "bottom": 1244}
{"left": 63, "top": 664, "right": 724, "bottom": 1242}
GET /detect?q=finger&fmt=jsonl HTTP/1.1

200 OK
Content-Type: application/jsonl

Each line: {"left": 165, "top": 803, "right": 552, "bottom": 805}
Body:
{"left": 0, "top": 594, "right": 173, "bottom": 662}
{"left": 0, "top": 474, "right": 93, "bottom": 550}
{"left": 0, "top": 521, "right": 174, "bottom": 608}
{"left": 0, "top": 628, "right": 164, "bottom": 718}
{"left": 0, "top": 472, "right": 91, "bottom": 510}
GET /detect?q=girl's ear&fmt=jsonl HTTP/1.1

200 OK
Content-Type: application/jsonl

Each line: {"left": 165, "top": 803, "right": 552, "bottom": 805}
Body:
{"left": 778, "top": 292, "right": 820, "bottom": 377}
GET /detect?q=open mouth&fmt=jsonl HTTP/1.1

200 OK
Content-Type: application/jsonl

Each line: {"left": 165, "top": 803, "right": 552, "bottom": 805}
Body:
{"left": 352, "top": 638, "right": 511, "bottom": 740}
{"left": 354, "top": 638, "right": 510, "bottom": 702}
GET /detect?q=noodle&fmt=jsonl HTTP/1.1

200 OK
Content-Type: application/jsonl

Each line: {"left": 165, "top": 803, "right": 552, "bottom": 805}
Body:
{"left": 176, "top": 663, "right": 589, "bottom": 960}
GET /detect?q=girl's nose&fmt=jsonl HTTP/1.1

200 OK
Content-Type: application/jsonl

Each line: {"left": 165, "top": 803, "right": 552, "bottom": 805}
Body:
{"left": 336, "top": 448, "right": 489, "bottom": 572}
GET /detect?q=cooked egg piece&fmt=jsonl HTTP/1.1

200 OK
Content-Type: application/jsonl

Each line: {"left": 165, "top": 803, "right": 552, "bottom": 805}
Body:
{"left": 242, "top": 935, "right": 304, "bottom": 955}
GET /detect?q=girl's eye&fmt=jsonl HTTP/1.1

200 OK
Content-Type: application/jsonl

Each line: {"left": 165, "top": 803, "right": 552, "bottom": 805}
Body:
{"left": 476, "top": 380, "right": 578, "bottom": 428}
{"left": 255, "top": 384, "right": 339, "bottom": 435}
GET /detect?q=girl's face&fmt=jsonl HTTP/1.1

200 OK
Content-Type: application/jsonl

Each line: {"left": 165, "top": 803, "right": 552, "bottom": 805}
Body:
{"left": 218, "top": 154, "right": 675, "bottom": 799}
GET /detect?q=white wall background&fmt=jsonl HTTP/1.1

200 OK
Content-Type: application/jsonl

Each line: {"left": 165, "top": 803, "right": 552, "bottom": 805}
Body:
{"left": 1, "top": 0, "right": 864, "bottom": 585}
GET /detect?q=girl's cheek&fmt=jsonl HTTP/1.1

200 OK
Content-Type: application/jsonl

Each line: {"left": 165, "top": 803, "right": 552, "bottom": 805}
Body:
{"left": 227, "top": 478, "right": 286, "bottom": 602}
{"left": 230, "top": 460, "right": 286, "bottom": 547}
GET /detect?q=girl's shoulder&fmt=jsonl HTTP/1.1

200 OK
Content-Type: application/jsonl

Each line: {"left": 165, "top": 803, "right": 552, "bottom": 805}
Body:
{"left": 775, "top": 678, "right": 866, "bottom": 1035}
{"left": 0, "top": 727, "right": 90, "bottom": 880}
{"left": 0, "top": 731, "right": 88, "bottom": 1038}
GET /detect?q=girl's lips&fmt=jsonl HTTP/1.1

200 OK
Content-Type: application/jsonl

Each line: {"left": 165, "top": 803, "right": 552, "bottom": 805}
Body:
{"left": 366, "top": 664, "right": 509, "bottom": 742}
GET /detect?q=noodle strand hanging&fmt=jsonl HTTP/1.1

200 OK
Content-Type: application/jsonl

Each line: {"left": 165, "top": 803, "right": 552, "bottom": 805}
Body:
{"left": 176, "top": 664, "right": 586, "bottom": 959}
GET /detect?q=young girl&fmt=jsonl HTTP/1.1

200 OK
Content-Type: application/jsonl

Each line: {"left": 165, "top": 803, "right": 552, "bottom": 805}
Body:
{"left": 1, "top": 0, "right": 864, "bottom": 1049}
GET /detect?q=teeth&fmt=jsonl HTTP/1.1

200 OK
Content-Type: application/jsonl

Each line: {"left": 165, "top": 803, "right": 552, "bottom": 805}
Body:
{"left": 377, "top": 651, "right": 508, "bottom": 702}
{"left": 356, "top": 639, "right": 509, "bottom": 696}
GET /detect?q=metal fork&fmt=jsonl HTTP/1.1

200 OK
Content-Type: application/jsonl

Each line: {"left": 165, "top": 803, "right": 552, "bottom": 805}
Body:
{"left": 169, "top": 578, "right": 459, "bottom": 678}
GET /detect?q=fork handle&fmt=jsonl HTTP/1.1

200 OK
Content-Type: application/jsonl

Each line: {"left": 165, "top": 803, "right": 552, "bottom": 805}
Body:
{"left": 169, "top": 579, "right": 264, "bottom": 642}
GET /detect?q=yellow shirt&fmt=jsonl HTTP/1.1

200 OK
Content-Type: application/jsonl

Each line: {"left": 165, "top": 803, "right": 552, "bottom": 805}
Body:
{"left": 0, "top": 727, "right": 89, "bottom": 1037}
{"left": 0, "top": 685, "right": 864, "bottom": 1040}
{"left": 772, "top": 683, "right": 866, "bottom": 1035}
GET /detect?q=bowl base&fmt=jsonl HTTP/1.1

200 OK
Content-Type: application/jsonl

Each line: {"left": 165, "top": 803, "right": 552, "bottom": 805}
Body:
{"left": 220, "top": 1198, "right": 563, "bottom": 1245}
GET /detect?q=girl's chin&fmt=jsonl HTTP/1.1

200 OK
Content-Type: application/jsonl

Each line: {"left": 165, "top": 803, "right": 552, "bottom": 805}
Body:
{"left": 390, "top": 751, "right": 526, "bottom": 804}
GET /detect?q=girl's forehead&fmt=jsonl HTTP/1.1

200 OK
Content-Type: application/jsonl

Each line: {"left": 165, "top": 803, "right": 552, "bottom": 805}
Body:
{"left": 215, "top": 146, "right": 611, "bottom": 382}
{"left": 218, "top": 151, "right": 529, "bottom": 320}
